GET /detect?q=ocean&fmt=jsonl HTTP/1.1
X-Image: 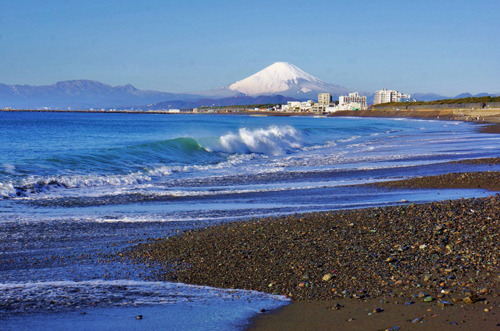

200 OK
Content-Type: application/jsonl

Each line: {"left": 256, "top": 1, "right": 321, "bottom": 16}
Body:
{"left": 1, "top": 112, "right": 500, "bottom": 330}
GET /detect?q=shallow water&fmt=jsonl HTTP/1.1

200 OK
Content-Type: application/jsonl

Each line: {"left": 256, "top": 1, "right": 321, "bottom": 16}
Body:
{"left": 1, "top": 112, "right": 500, "bottom": 330}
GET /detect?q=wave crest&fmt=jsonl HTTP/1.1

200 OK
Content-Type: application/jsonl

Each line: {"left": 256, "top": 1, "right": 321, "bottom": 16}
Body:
{"left": 209, "top": 126, "right": 302, "bottom": 156}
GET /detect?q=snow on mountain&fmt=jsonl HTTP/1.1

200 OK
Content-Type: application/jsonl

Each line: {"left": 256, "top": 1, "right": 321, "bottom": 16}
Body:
{"left": 201, "top": 62, "right": 350, "bottom": 100}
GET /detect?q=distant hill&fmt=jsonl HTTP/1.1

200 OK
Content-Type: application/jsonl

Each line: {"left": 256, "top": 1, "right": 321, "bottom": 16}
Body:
{"left": 147, "top": 95, "right": 297, "bottom": 110}
{"left": 412, "top": 92, "right": 499, "bottom": 102}
{"left": 412, "top": 93, "right": 449, "bottom": 102}
{"left": 453, "top": 92, "right": 498, "bottom": 99}
{"left": 0, "top": 80, "right": 201, "bottom": 109}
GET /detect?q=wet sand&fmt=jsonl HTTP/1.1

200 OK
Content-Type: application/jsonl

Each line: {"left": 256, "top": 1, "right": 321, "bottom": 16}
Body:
{"left": 249, "top": 297, "right": 499, "bottom": 330}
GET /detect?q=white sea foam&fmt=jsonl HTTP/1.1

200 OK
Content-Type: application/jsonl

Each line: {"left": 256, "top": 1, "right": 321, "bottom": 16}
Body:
{"left": 209, "top": 125, "right": 302, "bottom": 155}
{"left": 0, "top": 182, "right": 16, "bottom": 198}
{"left": 0, "top": 280, "right": 288, "bottom": 314}
{"left": 2, "top": 164, "right": 16, "bottom": 174}
{"left": 337, "top": 135, "right": 361, "bottom": 143}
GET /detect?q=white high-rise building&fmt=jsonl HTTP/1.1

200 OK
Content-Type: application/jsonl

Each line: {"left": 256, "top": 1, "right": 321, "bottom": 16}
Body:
{"left": 374, "top": 89, "right": 411, "bottom": 105}
{"left": 338, "top": 92, "right": 367, "bottom": 110}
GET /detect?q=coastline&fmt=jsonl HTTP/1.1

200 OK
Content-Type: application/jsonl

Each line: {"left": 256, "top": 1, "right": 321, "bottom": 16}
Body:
{"left": 4, "top": 108, "right": 500, "bottom": 134}
{"left": 4, "top": 110, "right": 500, "bottom": 330}
{"left": 126, "top": 165, "right": 500, "bottom": 331}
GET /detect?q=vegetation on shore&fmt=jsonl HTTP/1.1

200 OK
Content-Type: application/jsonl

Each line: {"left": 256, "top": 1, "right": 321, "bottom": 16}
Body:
{"left": 373, "top": 95, "right": 500, "bottom": 108}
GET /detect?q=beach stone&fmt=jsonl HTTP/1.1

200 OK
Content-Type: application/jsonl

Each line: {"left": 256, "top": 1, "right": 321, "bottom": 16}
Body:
{"left": 463, "top": 294, "right": 479, "bottom": 304}
{"left": 329, "top": 303, "right": 343, "bottom": 310}
{"left": 386, "top": 257, "right": 396, "bottom": 263}
{"left": 322, "top": 273, "right": 334, "bottom": 281}
{"left": 423, "top": 296, "right": 434, "bottom": 302}
{"left": 373, "top": 307, "right": 384, "bottom": 313}
{"left": 437, "top": 301, "right": 453, "bottom": 307}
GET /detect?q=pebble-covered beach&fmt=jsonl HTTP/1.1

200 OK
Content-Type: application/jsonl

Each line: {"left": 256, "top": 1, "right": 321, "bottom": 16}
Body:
{"left": 125, "top": 166, "right": 500, "bottom": 329}
{"left": 128, "top": 195, "right": 500, "bottom": 302}
{"left": 127, "top": 168, "right": 500, "bottom": 300}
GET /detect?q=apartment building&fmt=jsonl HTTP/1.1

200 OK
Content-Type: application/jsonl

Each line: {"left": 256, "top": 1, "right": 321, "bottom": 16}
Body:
{"left": 338, "top": 92, "right": 367, "bottom": 110}
{"left": 374, "top": 89, "right": 411, "bottom": 105}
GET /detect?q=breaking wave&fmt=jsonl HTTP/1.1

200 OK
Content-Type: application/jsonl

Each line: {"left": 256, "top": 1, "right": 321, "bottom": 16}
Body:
{"left": 207, "top": 126, "right": 302, "bottom": 155}
{"left": 0, "top": 126, "right": 306, "bottom": 199}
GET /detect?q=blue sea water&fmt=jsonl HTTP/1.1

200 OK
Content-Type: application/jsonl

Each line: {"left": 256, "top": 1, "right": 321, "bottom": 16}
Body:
{"left": 1, "top": 112, "right": 500, "bottom": 330}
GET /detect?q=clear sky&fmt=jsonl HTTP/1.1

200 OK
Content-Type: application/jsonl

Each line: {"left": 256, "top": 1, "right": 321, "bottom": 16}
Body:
{"left": 1, "top": 0, "right": 499, "bottom": 96}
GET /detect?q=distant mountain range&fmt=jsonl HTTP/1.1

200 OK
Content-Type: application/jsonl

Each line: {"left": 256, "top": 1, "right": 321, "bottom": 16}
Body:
{"left": 0, "top": 63, "right": 498, "bottom": 109}
{"left": 412, "top": 92, "right": 500, "bottom": 102}
{"left": 147, "top": 95, "right": 297, "bottom": 110}
{"left": 0, "top": 80, "right": 201, "bottom": 109}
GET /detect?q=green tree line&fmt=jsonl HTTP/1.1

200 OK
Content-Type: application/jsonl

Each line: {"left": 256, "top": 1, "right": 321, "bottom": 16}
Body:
{"left": 373, "top": 96, "right": 500, "bottom": 108}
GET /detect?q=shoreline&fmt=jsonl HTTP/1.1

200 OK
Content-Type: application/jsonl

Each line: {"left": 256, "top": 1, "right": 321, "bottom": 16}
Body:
{"left": 125, "top": 165, "right": 500, "bottom": 331}
{"left": 4, "top": 108, "right": 500, "bottom": 134}
{"left": 4, "top": 110, "right": 500, "bottom": 329}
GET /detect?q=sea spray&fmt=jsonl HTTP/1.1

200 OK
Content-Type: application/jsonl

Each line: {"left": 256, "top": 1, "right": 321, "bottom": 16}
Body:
{"left": 210, "top": 125, "right": 302, "bottom": 155}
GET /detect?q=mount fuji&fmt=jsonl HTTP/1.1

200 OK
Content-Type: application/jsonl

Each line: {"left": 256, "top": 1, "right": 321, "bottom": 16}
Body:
{"left": 199, "top": 62, "right": 350, "bottom": 100}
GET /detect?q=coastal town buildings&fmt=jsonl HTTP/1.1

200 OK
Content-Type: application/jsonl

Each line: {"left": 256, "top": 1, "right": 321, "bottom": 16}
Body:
{"left": 318, "top": 93, "right": 332, "bottom": 105}
{"left": 316, "top": 92, "right": 368, "bottom": 112}
{"left": 282, "top": 100, "right": 315, "bottom": 112}
{"left": 311, "top": 93, "right": 336, "bottom": 112}
{"left": 374, "top": 89, "right": 412, "bottom": 105}
{"left": 337, "top": 92, "right": 367, "bottom": 111}
{"left": 282, "top": 92, "right": 368, "bottom": 113}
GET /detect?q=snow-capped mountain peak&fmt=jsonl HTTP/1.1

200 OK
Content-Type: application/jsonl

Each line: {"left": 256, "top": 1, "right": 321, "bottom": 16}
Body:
{"left": 227, "top": 62, "right": 348, "bottom": 97}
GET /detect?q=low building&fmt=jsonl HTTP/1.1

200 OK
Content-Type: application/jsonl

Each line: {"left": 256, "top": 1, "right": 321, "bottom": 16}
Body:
{"left": 282, "top": 100, "right": 315, "bottom": 112}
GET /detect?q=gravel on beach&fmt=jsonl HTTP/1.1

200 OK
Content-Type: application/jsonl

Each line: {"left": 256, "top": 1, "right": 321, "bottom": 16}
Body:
{"left": 127, "top": 193, "right": 500, "bottom": 302}
{"left": 374, "top": 171, "right": 500, "bottom": 191}
{"left": 123, "top": 163, "right": 500, "bottom": 330}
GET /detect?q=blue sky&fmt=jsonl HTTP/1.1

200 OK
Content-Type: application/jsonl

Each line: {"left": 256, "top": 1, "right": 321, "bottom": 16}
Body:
{"left": 1, "top": 0, "right": 499, "bottom": 96}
